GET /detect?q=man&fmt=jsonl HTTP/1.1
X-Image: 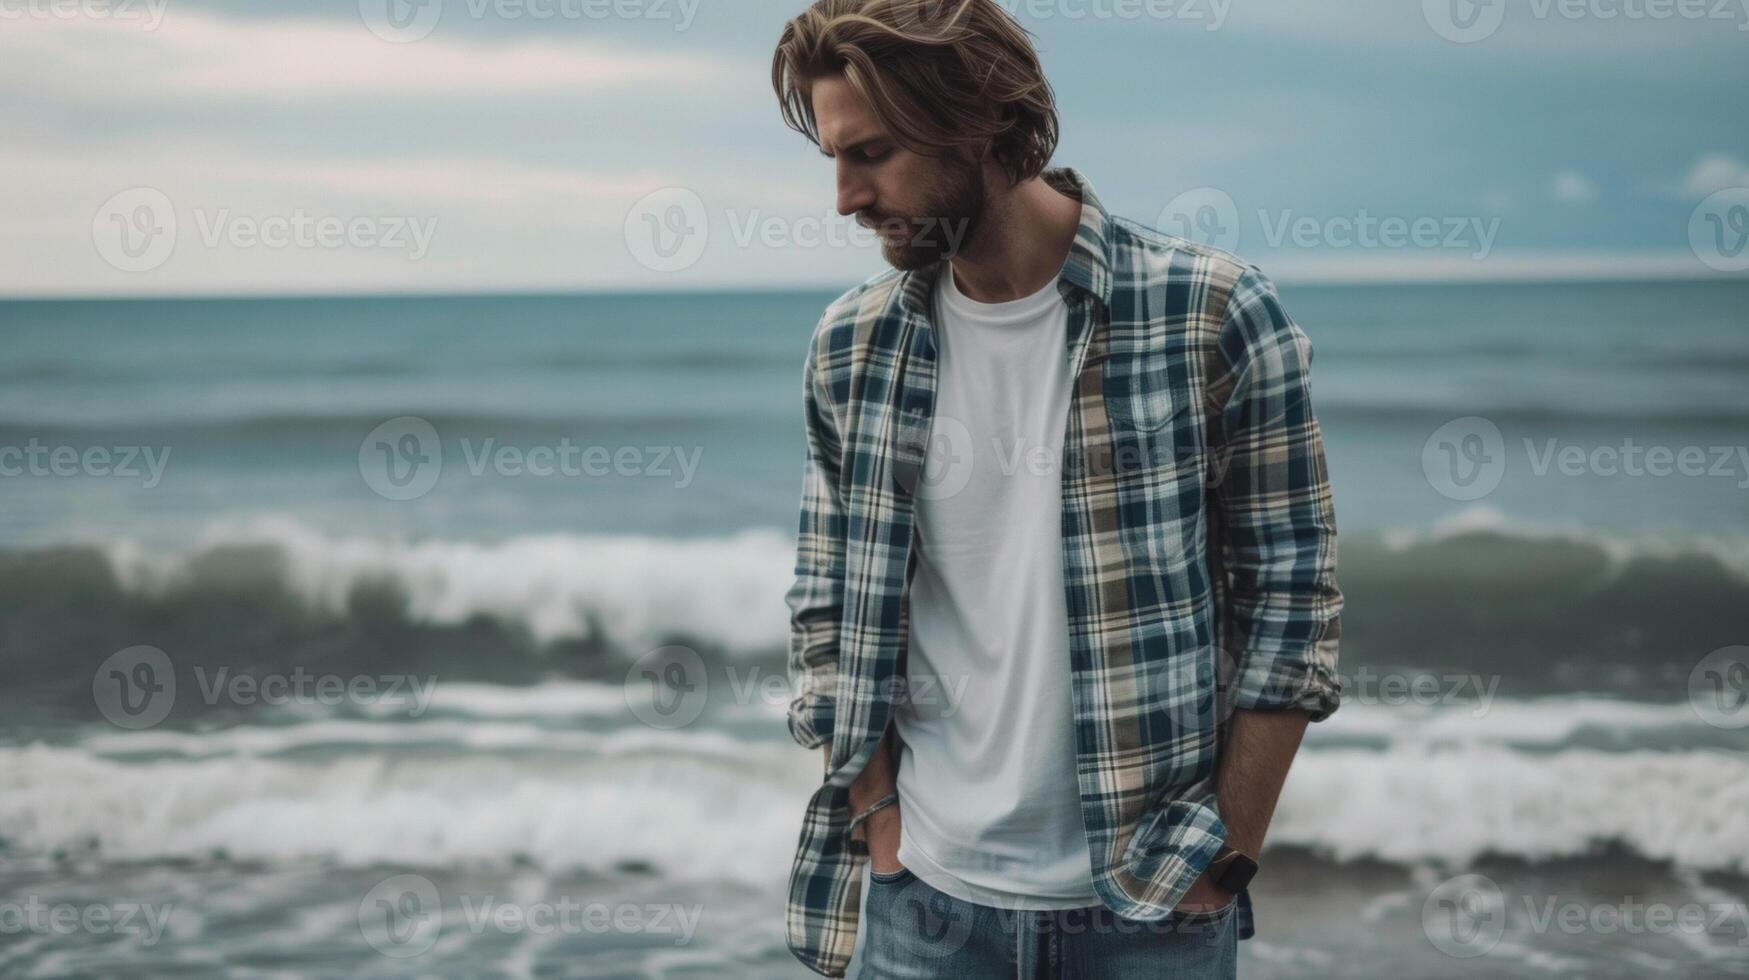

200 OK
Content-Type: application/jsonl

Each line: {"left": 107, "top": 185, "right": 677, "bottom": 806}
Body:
{"left": 771, "top": 2, "right": 1342, "bottom": 976}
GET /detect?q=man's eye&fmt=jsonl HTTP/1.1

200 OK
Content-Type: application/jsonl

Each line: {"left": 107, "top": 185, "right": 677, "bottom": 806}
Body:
{"left": 858, "top": 147, "right": 892, "bottom": 163}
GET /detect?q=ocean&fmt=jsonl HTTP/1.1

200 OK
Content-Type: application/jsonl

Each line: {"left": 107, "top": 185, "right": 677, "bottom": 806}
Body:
{"left": 1, "top": 280, "right": 1747, "bottom": 977}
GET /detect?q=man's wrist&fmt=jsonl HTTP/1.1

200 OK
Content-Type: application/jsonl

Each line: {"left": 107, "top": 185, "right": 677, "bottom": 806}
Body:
{"left": 846, "top": 790, "right": 898, "bottom": 846}
{"left": 1206, "top": 845, "right": 1259, "bottom": 893}
{"left": 854, "top": 791, "right": 898, "bottom": 818}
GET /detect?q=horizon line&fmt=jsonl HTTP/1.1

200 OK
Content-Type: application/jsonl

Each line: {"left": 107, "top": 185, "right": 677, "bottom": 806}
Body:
{"left": 4, "top": 261, "right": 1745, "bottom": 303}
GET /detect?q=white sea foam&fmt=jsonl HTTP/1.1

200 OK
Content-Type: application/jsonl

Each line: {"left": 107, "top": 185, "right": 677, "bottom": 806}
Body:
{"left": 86, "top": 513, "right": 1749, "bottom": 665}
{"left": 1276, "top": 745, "right": 1749, "bottom": 872}
{"left": 4, "top": 704, "right": 1746, "bottom": 878}
{"left": 72, "top": 717, "right": 760, "bottom": 761}
{"left": 103, "top": 516, "right": 798, "bottom": 651}
{"left": 0, "top": 735, "right": 815, "bottom": 885}
{"left": 1379, "top": 505, "right": 1749, "bottom": 581}
{"left": 356, "top": 679, "right": 632, "bottom": 720}
{"left": 1311, "top": 696, "right": 1728, "bottom": 749}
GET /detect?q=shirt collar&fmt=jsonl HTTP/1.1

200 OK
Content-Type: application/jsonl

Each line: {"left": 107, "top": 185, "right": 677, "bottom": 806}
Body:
{"left": 893, "top": 165, "right": 1115, "bottom": 319}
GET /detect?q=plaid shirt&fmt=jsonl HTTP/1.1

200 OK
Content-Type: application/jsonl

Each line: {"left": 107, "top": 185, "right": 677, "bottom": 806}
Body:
{"left": 782, "top": 166, "right": 1342, "bottom": 977}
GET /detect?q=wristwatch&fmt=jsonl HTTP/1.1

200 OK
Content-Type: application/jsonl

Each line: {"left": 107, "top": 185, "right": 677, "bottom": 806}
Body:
{"left": 1206, "top": 845, "right": 1258, "bottom": 893}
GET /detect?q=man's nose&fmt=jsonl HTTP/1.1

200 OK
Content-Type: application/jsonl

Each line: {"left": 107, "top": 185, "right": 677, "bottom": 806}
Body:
{"left": 836, "top": 163, "right": 874, "bottom": 217}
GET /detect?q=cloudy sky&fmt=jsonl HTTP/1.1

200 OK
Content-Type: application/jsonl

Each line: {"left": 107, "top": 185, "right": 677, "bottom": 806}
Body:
{"left": 3, "top": 0, "right": 1747, "bottom": 296}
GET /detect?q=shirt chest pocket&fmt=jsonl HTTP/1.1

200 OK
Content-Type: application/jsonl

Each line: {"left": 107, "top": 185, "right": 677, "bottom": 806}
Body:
{"left": 1103, "top": 355, "right": 1189, "bottom": 435}
{"left": 1098, "top": 352, "right": 1207, "bottom": 504}
{"left": 1099, "top": 353, "right": 1211, "bottom": 590}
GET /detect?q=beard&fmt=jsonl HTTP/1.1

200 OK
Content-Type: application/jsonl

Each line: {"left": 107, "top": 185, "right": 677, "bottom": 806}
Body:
{"left": 862, "top": 154, "right": 986, "bottom": 271}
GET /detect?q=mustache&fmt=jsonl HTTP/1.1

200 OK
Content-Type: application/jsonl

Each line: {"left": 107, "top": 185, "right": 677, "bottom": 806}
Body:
{"left": 858, "top": 213, "right": 917, "bottom": 229}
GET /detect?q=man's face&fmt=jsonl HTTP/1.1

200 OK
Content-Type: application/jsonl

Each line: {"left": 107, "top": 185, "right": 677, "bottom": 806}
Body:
{"left": 810, "top": 73, "right": 984, "bottom": 270}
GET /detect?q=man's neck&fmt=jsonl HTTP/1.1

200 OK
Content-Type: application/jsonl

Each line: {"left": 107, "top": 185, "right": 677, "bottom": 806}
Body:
{"left": 946, "top": 169, "right": 1083, "bottom": 304}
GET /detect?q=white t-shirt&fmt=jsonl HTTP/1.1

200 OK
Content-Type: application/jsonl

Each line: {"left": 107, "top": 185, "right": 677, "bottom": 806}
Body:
{"left": 891, "top": 263, "right": 1099, "bottom": 910}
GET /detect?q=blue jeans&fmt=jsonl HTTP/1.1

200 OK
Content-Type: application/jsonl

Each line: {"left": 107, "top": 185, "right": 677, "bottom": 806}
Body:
{"left": 859, "top": 866, "right": 1239, "bottom": 979}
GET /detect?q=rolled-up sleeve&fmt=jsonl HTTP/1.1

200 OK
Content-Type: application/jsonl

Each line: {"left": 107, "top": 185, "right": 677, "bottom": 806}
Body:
{"left": 783, "top": 322, "right": 847, "bottom": 749}
{"left": 1212, "top": 266, "right": 1343, "bottom": 721}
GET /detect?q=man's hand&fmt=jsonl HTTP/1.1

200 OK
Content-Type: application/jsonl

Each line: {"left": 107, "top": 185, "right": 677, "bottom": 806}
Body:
{"left": 825, "top": 724, "right": 905, "bottom": 875}
{"left": 861, "top": 800, "right": 904, "bottom": 875}
{"left": 1174, "top": 872, "right": 1235, "bottom": 914}
{"left": 1171, "top": 707, "right": 1310, "bottom": 915}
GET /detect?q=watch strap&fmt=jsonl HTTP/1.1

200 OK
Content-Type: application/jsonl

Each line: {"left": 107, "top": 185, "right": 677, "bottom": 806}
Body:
{"left": 1208, "top": 845, "right": 1259, "bottom": 892}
